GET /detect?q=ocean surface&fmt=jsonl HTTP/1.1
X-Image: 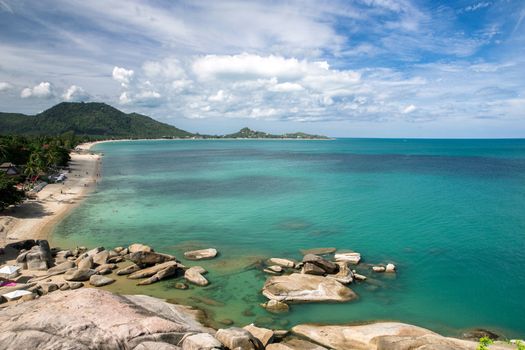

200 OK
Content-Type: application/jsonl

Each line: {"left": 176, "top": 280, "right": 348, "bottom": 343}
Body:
{"left": 52, "top": 138, "right": 525, "bottom": 337}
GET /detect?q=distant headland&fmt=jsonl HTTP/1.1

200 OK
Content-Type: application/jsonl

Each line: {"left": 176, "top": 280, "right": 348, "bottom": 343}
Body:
{"left": 0, "top": 102, "right": 330, "bottom": 140}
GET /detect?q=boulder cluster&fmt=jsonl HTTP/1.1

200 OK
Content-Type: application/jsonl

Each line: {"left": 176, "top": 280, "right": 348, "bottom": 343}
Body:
{"left": 260, "top": 248, "right": 396, "bottom": 312}
{"left": 0, "top": 240, "right": 218, "bottom": 304}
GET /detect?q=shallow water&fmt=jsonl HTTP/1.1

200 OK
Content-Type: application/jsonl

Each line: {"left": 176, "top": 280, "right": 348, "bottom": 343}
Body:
{"left": 52, "top": 139, "right": 525, "bottom": 337}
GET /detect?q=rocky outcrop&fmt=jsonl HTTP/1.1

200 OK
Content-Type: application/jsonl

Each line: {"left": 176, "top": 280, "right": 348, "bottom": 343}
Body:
{"left": 291, "top": 322, "right": 515, "bottom": 350}
{"left": 15, "top": 240, "right": 52, "bottom": 270}
{"left": 263, "top": 273, "right": 357, "bottom": 303}
{"left": 215, "top": 327, "right": 264, "bottom": 350}
{"left": 302, "top": 254, "right": 338, "bottom": 274}
{"left": 183, "top": 248, "right": 218, "bottom": 260}
{"left": 137, "top": 264, "right": 179, "bottom": 286}
{"left": 0, "top": 289, "right": 210, "bottom": 350}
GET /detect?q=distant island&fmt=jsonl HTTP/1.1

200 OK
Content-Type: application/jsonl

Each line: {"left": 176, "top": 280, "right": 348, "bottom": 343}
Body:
{"left": 0, "top": 102, "right": 330, "bottom": 140}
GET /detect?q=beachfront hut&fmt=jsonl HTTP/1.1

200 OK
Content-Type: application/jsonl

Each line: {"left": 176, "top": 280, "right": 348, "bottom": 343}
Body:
{"left": 2, "top": 289, "right": 32, "bottom": 301}
{"left": 0, "top": 265, "right": 21, "bottom": 279}
{"left": 0, "top": 162, "right": 20, "bottom": 176}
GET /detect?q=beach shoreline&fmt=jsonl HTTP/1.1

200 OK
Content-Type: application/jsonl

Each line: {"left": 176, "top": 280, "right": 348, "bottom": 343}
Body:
{"left": 0, "top": 141, "right": 102, "bottom": 247}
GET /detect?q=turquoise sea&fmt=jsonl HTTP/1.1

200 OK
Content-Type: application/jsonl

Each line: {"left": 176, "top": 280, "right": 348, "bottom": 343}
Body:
{"left": 52, "top": 139, "right": 525, "bottom": 337}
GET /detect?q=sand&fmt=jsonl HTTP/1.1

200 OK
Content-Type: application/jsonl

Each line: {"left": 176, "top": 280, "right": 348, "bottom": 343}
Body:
{"left": 0, "top": 142, "right": 102, "bottom": 248}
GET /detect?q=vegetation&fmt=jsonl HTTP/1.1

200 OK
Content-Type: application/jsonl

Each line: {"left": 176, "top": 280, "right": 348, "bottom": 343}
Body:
{"left": 477, "top": 336, "right": 493, "bottom": 350}
{"left": 0, "top": 172, "right": 25, "bottom": 210}
{"left": 222, "top": 127, "right": 330, "bottom": 139}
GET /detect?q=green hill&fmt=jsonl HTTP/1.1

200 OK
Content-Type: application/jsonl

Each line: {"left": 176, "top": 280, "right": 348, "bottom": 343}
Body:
{"left": 223, "top": 127, "right": 330, "bottom": 139}
{"left": 0, "top": 102, "right": 193, "bottom": 139}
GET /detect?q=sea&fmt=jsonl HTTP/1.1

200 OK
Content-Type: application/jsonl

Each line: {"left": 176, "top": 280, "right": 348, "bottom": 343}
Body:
{"left": 52, "top": 138, "right": 525, "bottom": 338}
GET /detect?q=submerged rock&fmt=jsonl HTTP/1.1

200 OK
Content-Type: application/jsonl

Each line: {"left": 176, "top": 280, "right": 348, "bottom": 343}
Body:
{"left": 261, "top": 299, "right": 290, "bottom": 313}
{"left": 263, "top": 273, "right": 357, "bottom": 303}
{"left": 300, "top": 247, "right": 336, "bottom": 256}
{"left": 267, "top": 258, "right": 296, "bottom": 268}
{"left": 373, "top": 266, "right": 386, "bottom": 272}
{"left": 184, "top": 248, "right": 218, "bottom": 260}
{"left": 385, "top": 263, "right": 396, "bottom": 273}
{"left": 185, "top": 266, "right": 209, "bottom": 286}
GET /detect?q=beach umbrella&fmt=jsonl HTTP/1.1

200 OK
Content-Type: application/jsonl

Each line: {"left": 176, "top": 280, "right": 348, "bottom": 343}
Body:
{"left": 2, "top": 290, "right": 32, "bottom": 301}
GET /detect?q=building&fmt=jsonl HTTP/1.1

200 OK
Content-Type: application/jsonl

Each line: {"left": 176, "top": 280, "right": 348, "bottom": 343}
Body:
{"left": 0, "top": 162, "right": 20, "bottom": 176}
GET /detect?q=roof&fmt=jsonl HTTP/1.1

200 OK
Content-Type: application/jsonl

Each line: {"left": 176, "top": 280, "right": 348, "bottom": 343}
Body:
{"left": 0, "top": 162, "right": 16, "bottom": 168}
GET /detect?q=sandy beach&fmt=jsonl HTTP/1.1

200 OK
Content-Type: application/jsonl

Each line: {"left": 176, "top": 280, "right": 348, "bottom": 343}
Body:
{"left": 0, "top": 142, "right": 101, "bottom": 247}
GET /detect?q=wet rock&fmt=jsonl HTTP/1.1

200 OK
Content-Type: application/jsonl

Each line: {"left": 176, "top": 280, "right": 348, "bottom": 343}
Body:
{"left": 300, "top": 247, "right": 336, "bottom": 256}
{"left": 353, "top": 273, "right": 367, "bottom": 281}
{"left": 175, "top": 282, "right": 189, "bottom": 290}
{"left": 373, "top": 266, "right": 386, "bottom": 272}
{"left": 215, "top": 327, "right": 264, "bottom": 350}
{"left": 128, "top": 261, "right": 179, "bottom": 279}
{"left": 261, "top": 300, "right": 290, "bottom": 313}
{"left": 63, "top": 268, "right": 96, "bottom": 281}
{"left": 263, "top": 273, "right": 357, "bottom": 303}
{"left": 326, "top": 262, "right": 353, "bottom": 284}
{"left": 267, "top": 258, "right": 296, "bottom": 268}
{"left": 266, "top": 338, "right": 328, "bottom": 350}
{"left": 117, "top": 263, "right": 141, "bottom": 276}
{"left": 128, "top": 243, "right": 154, "bottom": 253}
{"left": 266, "top": 265, "right": 283, "bottom": 273}
{"left": 334, "top": 251, "right": 361, "bottom": 264}
{"left": 302, "top": 254, "right": 338, "bottom": 274}
{"left": 385, "top": 263, "right": 396, "bottom": 273}
{"left": 47, "top": 261, "right": 76, "bottom": 275}
{"left": 89, "top": 275, "right": 116, "bottom": 287}
{"left": 129, "top": 251, "right": 176, "bottom": 267}
{"left": 137, "top": 264, "right": 178, "bottom": 285}
{"left": 301, "top": 262, "right": 326, "bottom": 275}
{"left": 184, "top": 248, "right": 218, "bottom": 260}
{"left": 462, "top": 329, "right": 500, "bottom": 341}
{"left": 244, "top": 323, "right": 274, "bottom": 347}
{"left": 93, "top": 250, "right": 110, "bottom": 266}
{"left": 184, "top": 267, "right": 209, "bottom": 286}
{"left": 182, "top": 333, "right": 222, "bottom": 350}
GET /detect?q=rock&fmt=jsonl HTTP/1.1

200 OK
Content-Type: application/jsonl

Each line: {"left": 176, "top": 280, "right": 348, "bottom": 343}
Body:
{"left": 113, "top": 246, "right": 125, "bottom": 254}
{"left": 55, "top": 250, "right": 73, "bottom": 264}
{"left": 261, "top": 299, "right": 290, "bottom": 313}
{"left": 73, "top": 246, "right": 88, "bottom": 257}
{"left": 220, "top": 319, "right": 234, "bottom": 326}
{"left": 129, "top": 251, "right": 176, "bottom": 267}
{"left": 68, "top": 282, "right": 83, "bottom": 290}
{"left": 373, "top": 266, "right": 386, "bottom": 272}
{"left": 59, "top": 283, "right": 70, "bottom": 291}
{"left": 133, "top": 342, "right": 181, "bottom": 350}
{"left": 291, "top": 322, "right": 505, "bottom": 350}
{"left": 300, "top": 247, "right": 336, "bottom": 256}
{"left": 128, "top": 261, "right": 179, "bottom": 279}
{"left": 182, "top": 333, "right": 222, "bottom": 350}
{"left": 47, "top": 261, "right": 76, "bottom": 275}
{"left": 266, "top": 338, "right": 328, "bottom": 350}
{"left": 244, "top": 323, "right": 274, "bottom": 347}
{"left": 119, "top": 248, "right": 129, "bottom": 256}
{"left": 185, "top": 267, "right": 209, "bottom": 286}
{"left": 264, "top": 268, "right": 281, "bottom": 275}
{"left": 108, "top": 256, "right": 125, "bottom": 263}
{"left": 89, "top": 275, "right": 116, "bottom": 287}
{"left": 63, "top": 268, "right": 96, "bottom": 281}
{"left": 175, "top": 282, "right": 189, "bottom": 290}
{"left": 128, "top": 243, "right": 154, "bottom": 253}
{"left": 385, "top": 263, "right": 396, "bottom": 273}
{"left": 302, "top": 262, "right": 326, "bottom": 275}
{"left": 37, "top": 283, "right": 58, "bottom": 294}
{"left": 353, "top": 273, "right": 367, "bottom": 281}
{"left": 97, "top": 268, "right": 113, "bottom": 275}
{"left": 77, "top": 256, "right": 94, "bottom": 270}
{"left": 86, "top": 246, "right": 104, "bottom": 257}
{"left": 93, "top": 250, "right": 110, "bottom": 265}
{"left": 267, "top": 258, "right": 295, "bottom": 268}
{"left": 95, "top": 263, "right": 117, "bottom": 272}
{"left": 0, "top": 288, "right": 209, "bottom": 349}
{"left": 302, "top": 254, "right": 338, "bottom": 274}
{"left": 263, "top": 273, "right": 357, "bottom": 303}
{"left": 462, "top": 329, "right": 500, "bottom": 341}
{"left": 266, "top": 265, "right": 283, "bottom": 273}
{"left": 334, "top": 251, "right": 361, "bottom": 264}
{"left": 184, "top": 248, "right": 218, "bottom": 260}
{"left": 16, "top": 240, "right": 52, "bottom": 270}
{"left": 137, "top": 264, "right": 178, "bottom": 285}
{"left": 327, "top": 262, "right": 354, "bottom": 284}
{"left": 215, "top": 327, "right": 264, "bottom": 350}
{"left": 117, "top": 263, "right": 141, "bottom": 275}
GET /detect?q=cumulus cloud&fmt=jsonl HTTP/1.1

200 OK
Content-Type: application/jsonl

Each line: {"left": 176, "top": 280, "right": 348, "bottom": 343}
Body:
{"left": 20, "top": 82, "right": 53, "bottom": 99}
{"left": 269, "top": 82, "right": 304, "bottom": 92}
{"left": 62, "top": 85, "right": 89, "bottom": 101}
{"left": 112, "top": 66, "right": 134, "bottom": 87}
{"left": 402, "top": 104, "right": 416, "bottom": 114}
{"left": 0, "top": 81, "right": 12, "bottom": 92}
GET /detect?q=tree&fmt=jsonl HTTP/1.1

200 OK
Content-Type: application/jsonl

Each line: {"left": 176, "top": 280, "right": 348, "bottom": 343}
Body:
{"left": 0, "top": 172, "right": 25, "bottom": 210}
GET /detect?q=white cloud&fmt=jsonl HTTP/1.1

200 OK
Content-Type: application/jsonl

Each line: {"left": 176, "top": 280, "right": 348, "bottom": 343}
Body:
{"left": 402, "top": 104, "right": 416, "bottom": 114}
{"left": 208, "top": 90, "right": 228, "bottom": 102}
{"left": 0, "top": 81, "right": 12, "bottom": 92}
{"left": 112, "top": 66, "right": 134, "bottom": 87}
{"left": 62, "top": 85, "right": 89, "bottom": 101}
{"left": 269, "top": 82, "right": 304, "bottom": 92}
{"left": 20, "top": 82, "right": 53, "bottom": 99}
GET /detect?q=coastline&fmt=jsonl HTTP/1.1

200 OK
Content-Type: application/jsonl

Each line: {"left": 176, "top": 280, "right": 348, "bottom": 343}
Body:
{"left": 0, "top": 141, "right": 102, "bottom": 247}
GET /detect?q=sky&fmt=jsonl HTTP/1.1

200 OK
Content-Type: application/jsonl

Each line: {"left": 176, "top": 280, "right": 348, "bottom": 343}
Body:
{"left": 0, "top": 0, "right": 524, "bottom": 138}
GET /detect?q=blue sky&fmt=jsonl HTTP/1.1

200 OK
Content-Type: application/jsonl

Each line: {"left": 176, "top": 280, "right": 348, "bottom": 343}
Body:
{"left": 0, "top": 0, "right": 524, "bottom": 137}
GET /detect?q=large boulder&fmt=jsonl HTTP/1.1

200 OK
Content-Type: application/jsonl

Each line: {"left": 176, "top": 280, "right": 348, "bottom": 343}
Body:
{"left": 129, "top": 243, "right": 154, "bottom": 253}
{"left": 243, "top": 324, "right": 274, "bottom": 347}
{"left": 326, "top": 262, "right": 354, "bottom": 284}
{"left": 129, "top": 251, "right": 176, "bottom": 267}
{"left": 263, "top": 273, "right": 357, "bottom": 303}
{"left": 334, "top": 251, "right": 361, "bottom": 264}
{"left": 181, "top": 333, "right": 222, "bottom": 350}
{"left": 183, "top": 248, "right": 218, "bottom": 260}
{"left": 63, "top": 268, "right": 97, "bottom": 281}
{"left": 302, "top": 254, "right": 338, "bottom": 274}
{"left": 0, "top": 289, "right": 210, "bottom": 349}
{"left": 215, "top": 327, "right": 264, "bottom": 350}
{"left": 16, "top": 240, "right": 52, "bottom": 270}
{"left": 93, "top": 250, "right": 110, "bottom": 266}
{"left": 117, "top": 264, "right": 141, "bottom": 276}
{"left": 184, "top": 266, "right": 209, "bottom": 286}
{"left": 77, "top": 256, "right": 94, "bottom": 270}
{"left": 137, "top": 264, "right": 179, "bottom": 286}
{"left": 89, "top": 275, "right": 116, "bottom": 287}
{"left": 291, "top": 322, "right": 514, "bottom": 350}
{"left": 267, "top": 258, "right": 295, "bottom": 268}
{"left": 55, "top": 250, "right": 73, "bottom": 264}
{"left": 47, "top": 261, "right": 76, "bottom": 275}
{"left": 128, "top": 261, "right": 179, "bottom": 279}
{"left": 261, "top": 299, "right": 290, "bottom": 313}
